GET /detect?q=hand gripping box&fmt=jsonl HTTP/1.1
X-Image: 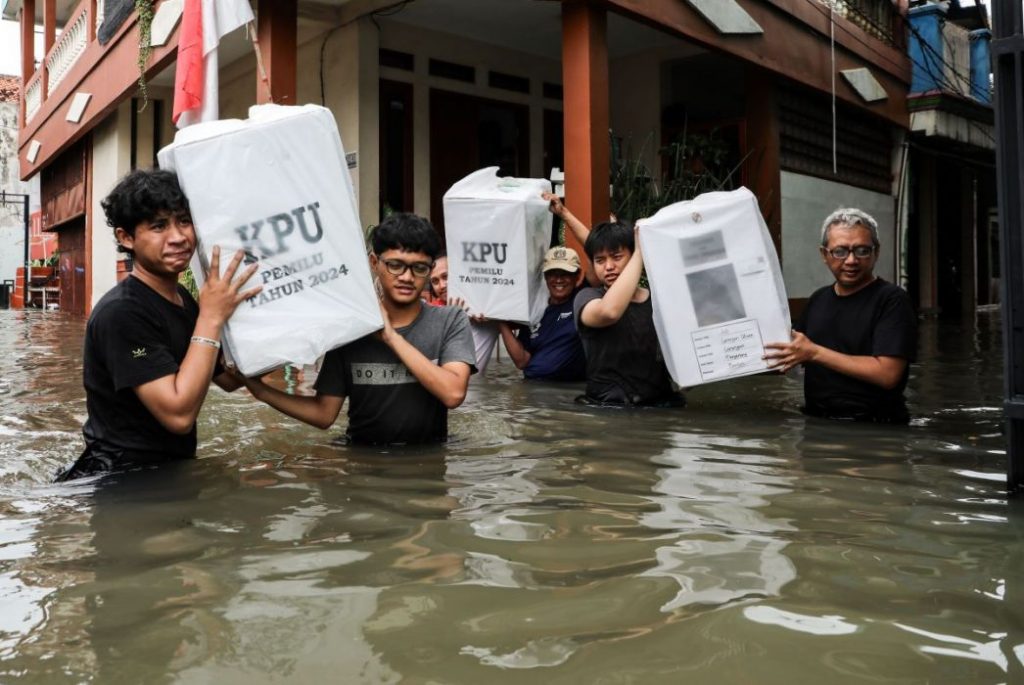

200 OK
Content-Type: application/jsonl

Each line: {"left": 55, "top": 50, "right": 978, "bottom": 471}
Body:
{"left": 637, "top": 187, "right": 791, "bottom": 387}
{"left": 158, "top": 104, "right": 383, "bottom": 376}
{"left": 443, "top": 167, "right": 552, "bottom": 326}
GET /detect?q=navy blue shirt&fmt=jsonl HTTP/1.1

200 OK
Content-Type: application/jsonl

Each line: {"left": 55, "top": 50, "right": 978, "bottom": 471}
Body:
{"left": 516, "top": 289, "right": 586, "bottom": 382}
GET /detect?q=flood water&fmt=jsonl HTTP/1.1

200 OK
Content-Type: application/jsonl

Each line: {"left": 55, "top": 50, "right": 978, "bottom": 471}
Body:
{"left": 0, "top": 308, "right": 1021, "bottom": 684}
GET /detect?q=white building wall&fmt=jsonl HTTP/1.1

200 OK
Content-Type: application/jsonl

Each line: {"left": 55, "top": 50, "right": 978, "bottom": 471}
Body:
{"left": 89, "top": 101, "right": 133, "bottom": 307}
{"left": 0, "top": 99, "right": 38, "bottom": 285}
{"left": 781, "top": 171, "right": 896, "bottom": 298}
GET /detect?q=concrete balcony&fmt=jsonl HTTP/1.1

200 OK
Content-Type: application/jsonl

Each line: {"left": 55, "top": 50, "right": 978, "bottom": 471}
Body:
{"left": 2, "top": 0, "right": 182, "bottom": 179}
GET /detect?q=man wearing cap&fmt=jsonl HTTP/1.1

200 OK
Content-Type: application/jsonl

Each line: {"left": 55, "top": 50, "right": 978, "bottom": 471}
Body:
{"left": 496, "top": 245, "right": 587, "bottom": 382}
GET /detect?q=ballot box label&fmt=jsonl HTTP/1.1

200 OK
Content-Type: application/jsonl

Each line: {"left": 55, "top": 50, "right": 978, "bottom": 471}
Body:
{"left": 690, "top": 318, "right": 767, "bottom": 381}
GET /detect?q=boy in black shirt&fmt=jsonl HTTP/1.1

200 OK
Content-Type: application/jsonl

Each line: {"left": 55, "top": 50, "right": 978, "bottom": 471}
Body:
{"left": 240, "top": 213, "right": 476, "bottom": 444}
{"left": 571, "top": 220, "right": 680, "bottom": 406}
{"left": 764, "top": 208, "right": 916, "bottom": 422}
{"left": 58, "top": 169, "right": 261, "bottom": 479}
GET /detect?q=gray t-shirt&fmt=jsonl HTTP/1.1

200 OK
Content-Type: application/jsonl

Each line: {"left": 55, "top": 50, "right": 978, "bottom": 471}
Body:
{"left": 315, "top": 304, "right": 476, "bottom": 444}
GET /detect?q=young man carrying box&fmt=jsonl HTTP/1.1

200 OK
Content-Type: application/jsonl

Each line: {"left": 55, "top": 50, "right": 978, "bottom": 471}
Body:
{"left": 241, "top": 213, "right": 476, "bottom": 444}
{"left": 546, "top": 194, "right": 682, "bottom": 407}
{"left": 58, "top": 169, "right": 261, "bottom": 480}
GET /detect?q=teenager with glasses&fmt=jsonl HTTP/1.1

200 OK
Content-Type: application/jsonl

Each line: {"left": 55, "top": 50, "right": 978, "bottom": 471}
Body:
{"left": 764, "top": 208, "right": 917, "bottom": 423}
{"left": 239, "top": 213, "right": 477, "bottom": 444}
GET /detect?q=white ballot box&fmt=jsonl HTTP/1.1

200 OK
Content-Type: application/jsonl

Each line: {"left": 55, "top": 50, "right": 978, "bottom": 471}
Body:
{"left": 158, "top": 104, "right": 383, "bottom": 376}
{"left": 443, "top": 167, "right": 552, "bottom": 326}
{"left": 637, "top": 187, "right": 791, "bottom": 387}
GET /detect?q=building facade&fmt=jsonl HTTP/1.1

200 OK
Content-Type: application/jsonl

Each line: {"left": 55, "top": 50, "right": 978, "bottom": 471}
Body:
{"left": 3, "top": 0, "right": 912, "bottom": 316}
{"left": 906, "top": 0, "right": 995, "bottom": 317}
{"left": 0, "top": 72, "right": 45, "bottom": 305}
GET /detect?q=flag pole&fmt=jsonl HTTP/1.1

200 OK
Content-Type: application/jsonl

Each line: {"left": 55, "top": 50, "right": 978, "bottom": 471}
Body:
{"left": 247, "top": 22, "right": 272, "bottom": 101}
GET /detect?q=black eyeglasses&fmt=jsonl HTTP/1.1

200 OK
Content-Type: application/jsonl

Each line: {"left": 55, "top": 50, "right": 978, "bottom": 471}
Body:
{"left": 824, "top": 245, "right": 875, "bottom": 260}
{"left": 382, "top": 258, "right": 432, "bottom": 278}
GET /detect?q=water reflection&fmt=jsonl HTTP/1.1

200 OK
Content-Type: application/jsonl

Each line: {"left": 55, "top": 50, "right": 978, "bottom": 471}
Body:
{"left": 0, "top": 310, "right": 1022, "bottom": 683}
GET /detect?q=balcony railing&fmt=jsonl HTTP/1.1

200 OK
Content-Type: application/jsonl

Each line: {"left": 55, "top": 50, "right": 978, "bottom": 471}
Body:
{"left": 22, "top": 0, "right": 95, "bottom": 125}
{"left": 24, "top": 71, "right": 43, "bottom": 122}
{"left": 45, "top": 3, "right": 90, "bottom": 95}
{"left": 942, "top": 20, "right": 973, "bottom": 98}
{"left": 819, "top": 0, "right": 901, "bottom": 47}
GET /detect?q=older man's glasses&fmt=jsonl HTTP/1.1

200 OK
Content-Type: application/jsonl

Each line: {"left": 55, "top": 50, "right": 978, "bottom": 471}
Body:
{"left": 382, "top": 258, "right": 432, "bottom": 278}
{"left": 824, "top": 245, "right": 875, "bottom": 260}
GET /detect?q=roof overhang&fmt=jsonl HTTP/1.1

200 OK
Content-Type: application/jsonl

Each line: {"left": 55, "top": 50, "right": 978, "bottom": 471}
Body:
{"left": 3, "top": 0, "right": 83, "bottom": 24}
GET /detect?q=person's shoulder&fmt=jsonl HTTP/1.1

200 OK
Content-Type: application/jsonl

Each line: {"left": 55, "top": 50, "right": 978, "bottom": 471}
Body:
{"left": 874, "top": 279, "right": 909, "bottom": 300}
{"left": 574, "top": 286, "right": 603, "bottom": 304}
{"left": 808, "top": 283, "right": 834, "bottom": 301}
{"left": 420, "top": 302, "right": 470, "bottom": 330}
{"left": 88, "top": 280, "right": 140, "bottom": 326}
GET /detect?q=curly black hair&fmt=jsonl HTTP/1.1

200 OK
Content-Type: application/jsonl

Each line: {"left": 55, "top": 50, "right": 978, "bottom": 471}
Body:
{"left": 584, "top": 220, "right": 634, "bottom": 260}
{"left": 101, "top": 169, "right": 191, "bottom": 254}
{"left": 370, "top": 212, "right": 441, "bottom": 259}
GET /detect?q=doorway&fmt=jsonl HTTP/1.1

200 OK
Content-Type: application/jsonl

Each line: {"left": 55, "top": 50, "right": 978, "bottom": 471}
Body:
{"left": 428, "top": 89, "right": 529, "bottom": 238}
{"left": 57, "top": 217, "right": 86, "bottom": 315}
{"left": 379, "top": 79, "right": 414, "bottom": 217}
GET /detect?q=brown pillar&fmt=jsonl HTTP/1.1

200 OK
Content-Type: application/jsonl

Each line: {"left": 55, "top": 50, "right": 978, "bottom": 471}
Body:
{"left": 20, "top": 0, "right": 35, "bottom": 125}
{"left": 42, "top": 0, "right": 54, "bottom": 98}
{"left": 88, "top": 0, "right": 97, "bottom": 42}
{"left": 256, "top": 0, "right": 297, "bottom": 105}
{"left": 744, "top": 69, "right": 782, "bottom": 256}
{"left": 917, "top": 153, "right": 938, "bottom": 313}
{"left": 561, "top": 0, "right": 609, "bottom": 263}
{"left": 960, "top": 167, "right": 977, "bottom": 316}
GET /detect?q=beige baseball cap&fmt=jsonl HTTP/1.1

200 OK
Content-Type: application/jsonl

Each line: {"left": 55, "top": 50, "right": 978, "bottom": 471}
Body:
{"left": 542, "top": 246, "right": 581, "bottom": 273}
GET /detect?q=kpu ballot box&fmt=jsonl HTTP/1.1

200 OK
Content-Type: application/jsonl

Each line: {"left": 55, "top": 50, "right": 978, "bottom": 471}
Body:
{"left": 158, "top": 104, "right": 383, "bottom": 376}
{"left": 443, "top": 167, "right": 552, "bottom": 326}
{"left": 637, "top": 187, "right": 791, "bottom": 387}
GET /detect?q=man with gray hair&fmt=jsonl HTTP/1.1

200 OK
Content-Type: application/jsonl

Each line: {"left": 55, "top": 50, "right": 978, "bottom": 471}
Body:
{"left": 764, "top": 208, "right": 916, "bottom": 423}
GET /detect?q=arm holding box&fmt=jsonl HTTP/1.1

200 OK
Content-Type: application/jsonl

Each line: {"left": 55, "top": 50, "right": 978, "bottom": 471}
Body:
{"left": 543, "top": 192, "right": 599, "bottom": 287}
{"left": 134, "top": 247, "right": 261, "bottom": 434}
{"left": 379, "top": 303, "right": 473, "bottom": 410}
{"left": 579, "top": 230, "right": 646, "bottom": 329}
{"left": 498, "top": 322, "right": 531, "bottom": 369}
{"left": 239, "top": 375, "right": 346, "bottom": 430}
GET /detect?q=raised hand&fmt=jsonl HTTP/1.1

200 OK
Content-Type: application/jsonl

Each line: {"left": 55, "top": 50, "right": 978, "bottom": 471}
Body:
{"left": 542, "top": 191, "right": 566, "bottom": 218}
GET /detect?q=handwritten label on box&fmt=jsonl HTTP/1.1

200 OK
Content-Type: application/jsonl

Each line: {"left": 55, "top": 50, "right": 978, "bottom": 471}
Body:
{"left": 690, "top": 318, "right": 767, "bottom": 382}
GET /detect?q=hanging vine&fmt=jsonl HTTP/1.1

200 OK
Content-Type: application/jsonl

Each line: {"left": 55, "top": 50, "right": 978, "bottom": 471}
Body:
{"left": 135, "top": 0, "right": 155, "bottom": 112}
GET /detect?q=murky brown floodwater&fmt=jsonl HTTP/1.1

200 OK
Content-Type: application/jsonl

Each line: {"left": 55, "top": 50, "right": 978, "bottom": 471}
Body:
{"left": 0, "top": 308, "right": 1021, "bottom": 684}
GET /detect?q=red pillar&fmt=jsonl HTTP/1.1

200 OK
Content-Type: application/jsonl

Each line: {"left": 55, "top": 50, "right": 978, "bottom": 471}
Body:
{"left": 256, "top": 0, "right": 297, "bottom": 105}
{"left": 561, "top": 0, "right": 609, "bottom": 265}
{"left": 20, "top": 0, "right": 35, "bottom": 126}
{"left": 42, "top": 0, "right": 54, "bottom": 99}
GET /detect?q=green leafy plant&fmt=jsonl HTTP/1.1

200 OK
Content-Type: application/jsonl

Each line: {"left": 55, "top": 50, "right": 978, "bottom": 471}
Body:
{"left": 610, "top": 129, "right": 749, "bottom": 225}
{"left": 135, "top": 0, "right": 155, "bottom": 112}
{"left": 179, "top": 267, "right": 199, "bottom": 298}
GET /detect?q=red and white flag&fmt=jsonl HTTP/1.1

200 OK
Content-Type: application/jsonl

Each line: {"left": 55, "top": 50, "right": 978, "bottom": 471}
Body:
{"left": 172, "top": 0, "right": 255, "bottom": 128}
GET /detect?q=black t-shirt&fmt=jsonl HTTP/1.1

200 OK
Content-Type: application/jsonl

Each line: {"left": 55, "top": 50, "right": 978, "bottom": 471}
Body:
{"left": 314, "top": 304, "right": 476, "bottom": 445}
{"left": 572, "top": 287, "right": 677, "bottom": 405}
{"left": 796, "top": 278, "right": 917, "bottom": 423}
{"left": 82, "top": 276, "right": 201, "bottom": 462}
